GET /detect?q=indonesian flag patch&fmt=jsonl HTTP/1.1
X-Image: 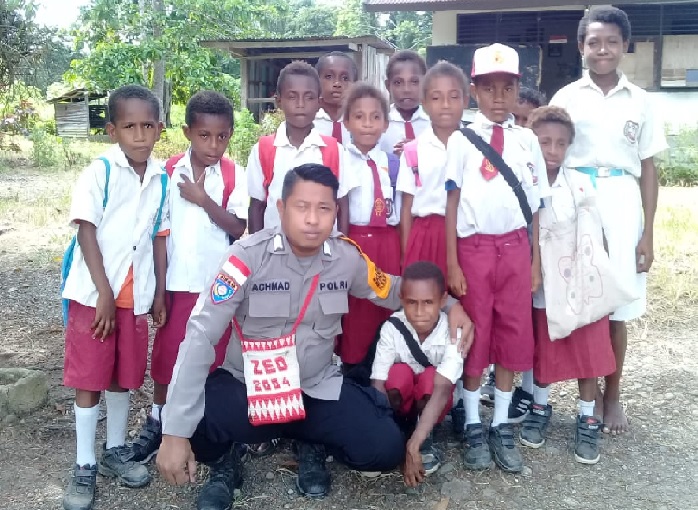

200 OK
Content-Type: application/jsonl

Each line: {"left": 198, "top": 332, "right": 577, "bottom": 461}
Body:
{"left": 211, "top": 255, "right": 251, "bottom": 304}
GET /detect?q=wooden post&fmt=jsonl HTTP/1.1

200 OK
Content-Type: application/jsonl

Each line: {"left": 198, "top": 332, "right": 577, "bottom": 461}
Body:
{"left": 84, "top": 90, "right": 90, "bottom": 137}
{"left": 240, "top": 58, "right": 249, "bottom": 112}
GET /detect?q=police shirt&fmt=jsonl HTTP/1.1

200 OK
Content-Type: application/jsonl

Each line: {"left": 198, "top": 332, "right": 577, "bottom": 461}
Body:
{"left": 163, "top": 227, "right": 403, "bottom": 438}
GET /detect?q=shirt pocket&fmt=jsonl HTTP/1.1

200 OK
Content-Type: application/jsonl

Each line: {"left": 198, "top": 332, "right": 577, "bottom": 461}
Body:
{"left": 244, "top": 292, "right": 291, "bottom": 338}
{"left": 314, "top": 292, "right": 349, "bottom": 338}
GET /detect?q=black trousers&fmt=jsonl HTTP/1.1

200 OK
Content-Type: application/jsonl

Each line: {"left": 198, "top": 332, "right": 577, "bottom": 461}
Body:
{"left": 190, "top": 369, "right": 405, "bottom": 471}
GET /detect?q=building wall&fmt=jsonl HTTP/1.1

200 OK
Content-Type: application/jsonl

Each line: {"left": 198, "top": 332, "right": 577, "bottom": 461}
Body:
{"left": 652, "top": 91, "right": 698, "bottom": 132}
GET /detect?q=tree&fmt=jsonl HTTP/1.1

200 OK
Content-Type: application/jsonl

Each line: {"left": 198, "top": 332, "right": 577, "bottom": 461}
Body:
{"left": 382, "top": 11, "right": 432, "bottom": 51}
{"left": 335, "top": 0, "right": 378, "bottom": 37}
{"left": 0, "top": 0, "right": 42, "bottom": 87}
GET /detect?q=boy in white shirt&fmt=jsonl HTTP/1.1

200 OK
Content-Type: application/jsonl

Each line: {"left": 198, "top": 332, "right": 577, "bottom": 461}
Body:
{"left": 371, "top": 262, "right": 468, "bottom": 486}
{"left": 62, "top": 85, "right": 169, "bottom": 510}
{"left": 314, "top": 51, "right": 358, "bottom": 145}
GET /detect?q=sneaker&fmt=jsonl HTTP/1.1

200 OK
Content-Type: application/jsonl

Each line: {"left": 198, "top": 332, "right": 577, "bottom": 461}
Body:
{"left": 488, "top": 423, "right": 523, "bottom": 473}
{"left": 420, "top": 432, "right": 442, "bottom": 475}
{"left": 295, "top": 441, "right": 331, "bottom": 498}
{"left": 450, "top": 399, "right": 465, "bottom": 435}
{"left": 507, "top": 387, "right": 532, "bottom": 424}
{"left": 98, "top": 444, "right": 151, "bottom": 488}
{"left": 575, "top": 415, "right": 602, "bottom": 465}
{"left": 480, "top": 368, "right": 496, "bottom": 405}
{"left": 63, "top": 464, "right": 97, "bottom": 510}
{"left": 520, "top": 404, "right": 553, "bottom": 449}
{"left": 197, "top": 444, "right": 244, "bottom": 510}
{"left": 128, "top": 415, "right": 162, "bottom": 463}
{"left": 461, "top": 423, "right": 491, "bottom": 470}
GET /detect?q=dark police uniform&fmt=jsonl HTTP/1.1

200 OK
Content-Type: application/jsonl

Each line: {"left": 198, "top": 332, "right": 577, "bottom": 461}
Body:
{"left": 162, "top": 227, "right": 405, "bottom": 471}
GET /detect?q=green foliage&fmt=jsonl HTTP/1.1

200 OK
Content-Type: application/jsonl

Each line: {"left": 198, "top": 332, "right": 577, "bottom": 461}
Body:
{"left": 230, "top": 109, "right": 261, "bottom": 166}
{"left": 658, "top": 125, "right": 698, "bottom": 187}
{"left": 335, "top": 0, "right": 378, "bottom": 37}
{"left": 382, "top": 11, "right": 432, "bottom": 51}
{"left": 152, "top": 127, "right": 189, "bottom": 161}
{"left": 29, "top": 127, "right": 60, "bottom": 167}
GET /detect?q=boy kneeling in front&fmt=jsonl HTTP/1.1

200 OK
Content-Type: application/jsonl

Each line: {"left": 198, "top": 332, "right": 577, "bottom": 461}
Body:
{"left": 371, "top": 261, "right": 470, "bottom": 487}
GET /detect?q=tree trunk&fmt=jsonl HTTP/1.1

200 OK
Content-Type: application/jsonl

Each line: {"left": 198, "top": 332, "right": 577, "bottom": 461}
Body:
{"left": 151, "top": 0, "right": 166, "bottom": 123}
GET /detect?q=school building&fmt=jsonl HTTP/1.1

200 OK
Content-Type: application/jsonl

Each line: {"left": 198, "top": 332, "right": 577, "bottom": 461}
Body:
{"left": 363, "top": 0, "right": 698, "bottom": 130}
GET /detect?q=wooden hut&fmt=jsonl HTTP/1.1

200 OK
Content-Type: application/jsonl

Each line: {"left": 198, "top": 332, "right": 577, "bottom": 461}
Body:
{"left": 48, "top": 89, "right": 108, "bottom": 138}
{"left": 201, "top": 35, "right": 396, "bottom": 120}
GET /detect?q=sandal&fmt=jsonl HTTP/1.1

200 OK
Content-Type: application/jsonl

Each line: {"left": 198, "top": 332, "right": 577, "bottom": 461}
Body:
{"left": 247, "top": 438, "right": 281, "bottom": 457}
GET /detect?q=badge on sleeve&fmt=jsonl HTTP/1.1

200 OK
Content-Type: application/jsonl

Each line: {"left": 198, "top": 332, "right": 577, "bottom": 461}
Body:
{"left": 211, "top": 273, "right": 238, "bottom": 304}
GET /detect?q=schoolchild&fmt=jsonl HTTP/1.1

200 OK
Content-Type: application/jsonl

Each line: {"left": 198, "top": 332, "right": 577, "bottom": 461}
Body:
{"left": 399, "top": 61, "right": 469, "bottom": 281}
{"left": 518, "top": 105, "right": 616, "bottom": 465}
{"left": 247, "top": 61, "right": 349, "bottom": 234}
{"left": 371, "top": 262, "right": 468, "bottom": 485}
{"left": 380, "top": 50, "right": 431, "bottom": 155}
{"left": 550, "top": 6, "right": 667, "bottom": 434}
{"left": 314, "top": 51, "right": 359, "bottom": 144}
{"left": 337, "top": 83, "right": 402, "bottom": 368}
{"left": 444, "top": 43, "right": 546, "bottom": 473}
{"left": 128, "top": 90, "right": 248, "bottom": 464}
{"left": 513, "top": 87, "right": 547, "bottom": 127}
{"left": 61, "top": 85, "right": 169, "bottom": 510}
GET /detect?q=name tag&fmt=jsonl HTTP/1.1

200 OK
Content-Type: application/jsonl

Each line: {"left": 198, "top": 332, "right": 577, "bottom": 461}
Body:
{"left": 251, "top": 280, "right": 291, "bottom": 292}
{"left": 318, "top": 280, "right": 348, "bottom": 292}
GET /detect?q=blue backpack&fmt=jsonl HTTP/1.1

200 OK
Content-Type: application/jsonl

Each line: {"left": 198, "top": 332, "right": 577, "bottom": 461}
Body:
{"left": 61, "top": 158, "right": 168, "bottom": 327}
{"left": 387, "top": 152, "right": 400, "bottom": 201}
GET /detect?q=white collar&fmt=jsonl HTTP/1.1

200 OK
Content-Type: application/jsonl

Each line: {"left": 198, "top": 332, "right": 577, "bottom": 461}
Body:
{"left": 388, "top": 104, "right": 429, "bottom": 123}
{"left": 473, "top": 111, "right": 516, "bottom": 129}
{"left": 274, "top": 124, "right": 326, "bottom": 149}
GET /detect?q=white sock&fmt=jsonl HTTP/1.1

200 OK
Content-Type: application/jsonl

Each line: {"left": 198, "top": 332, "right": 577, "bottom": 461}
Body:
{"left": 105, "top": 391, "right": 130, "bottom": 450}
{"left": 578, "top": 399, "right": 595, "bottom": 418}
{"left": 533, "top": 383, "right": 550, "bottom": 406}
{"left": 464, "top": 389, "right": 481, "bottom": 426}
{"left": 521, "top": 370, "right": 534, "bottom": 395}
{"left": 151, "top": 404, "right": 163, "bottom": 422}
{"left": 74, "top": 403, "right": 99, "bottom": 466}
{"left": 492, "top": 388, "right": 513, "bottom": 427}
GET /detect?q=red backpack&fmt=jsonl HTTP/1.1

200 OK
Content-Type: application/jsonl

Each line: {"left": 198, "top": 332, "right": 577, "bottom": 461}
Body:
{"left": 258, "top": 134, "right": 340, "bottom": 199}
{"left": 165, "top": 153, "right": 236, "bottom": 209}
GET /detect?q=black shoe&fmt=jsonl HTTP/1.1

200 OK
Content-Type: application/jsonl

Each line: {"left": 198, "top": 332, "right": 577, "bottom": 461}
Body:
{"left": 461, "top": 423, "right": 491, "bottom": 470}
{"left": 520, "top": 404, "right": 553, "bottom": 449}
{"left": 488, "top": 423, "right": 523, "bottom": 473}
{"left": 128, "top": 415, "right": 162, "bottom": 463}
{"left": 419, "top": 432, "right": 441, "bottom": 475}
{"left": 63, "top": 464, "right": 97, "bottom": 510}
{"left": 507, "top": 387, "right": 532, "bottom": 424}
{"left": 295, "top": 441, "right": 330, "bottom": 498}
{"left": 575, "top": 415, "right": 602, "bottom": 465}
{"left": 450, "top": 399, "right": 465, "bottom": 435}
{"left": 98, "top": 444, "right": 151, "bottom": 488}
{"left": 197, "top": 445, "right": 244, "bottom": 510}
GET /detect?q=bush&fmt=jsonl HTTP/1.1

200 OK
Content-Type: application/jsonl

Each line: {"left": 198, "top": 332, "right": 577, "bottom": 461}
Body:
{"left": 260, "top": 109, "right": 285, "bottom": 136}
{"left": 659, "top": 125, "right": 698, "bottom": 187}
{"left": 230, "top": 109, "right": 261, "bottom": 167}
{"left": 152, "top": 128, "right": 190, "bottom": 160}
{"left": 29, "top": 127, "right": 61, "bottom": 167}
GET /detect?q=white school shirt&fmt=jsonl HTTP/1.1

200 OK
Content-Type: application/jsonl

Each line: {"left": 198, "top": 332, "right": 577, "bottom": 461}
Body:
{"left": 379, "top": 104, "right": 431, "bottom": 154}
{"left": 62, "top": 145, "right": 171, "bottom": 315}
{"left": 247, "top": 125, "right": 349, "bottom": 229}
{"left": 445, "top": 112, "right": 548, "bottom": 237}
{"left": 396, "top": 129, "right": 448, "bottom": 217}
{"left": 314, "top": 108, "right": 351, "bottom": 145}
{"left": 371, "top": 310, "right": 463, "bottom": 384}
{"left": 345, "top": 143, "right": 401, "bottom": 227}
{"left": 550, "top": 71, "right": 668, "bottom": 178}
{"left": 166, "top": 150, "right": 248, "bottom": 293}
{"left": 533, "top": 168, "right": 597, "bottom": 309}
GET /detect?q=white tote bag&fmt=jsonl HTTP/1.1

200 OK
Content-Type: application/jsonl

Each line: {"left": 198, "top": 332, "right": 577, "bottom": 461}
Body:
{"left": 539, "top": 169, "right": 638, "bottom": 340}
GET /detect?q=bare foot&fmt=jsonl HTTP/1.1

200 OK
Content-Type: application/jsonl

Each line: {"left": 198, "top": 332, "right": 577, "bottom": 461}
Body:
{"left": 603, "top": 399, "right": 628, "bottom": 435}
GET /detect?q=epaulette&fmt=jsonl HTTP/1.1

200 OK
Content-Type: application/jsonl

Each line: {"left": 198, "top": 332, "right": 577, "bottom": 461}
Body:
{"left": 236, "top": 229, "right": 276, "bottom": 248}
{"left": 339, "top": 236, "right": 391, "bottom": 299}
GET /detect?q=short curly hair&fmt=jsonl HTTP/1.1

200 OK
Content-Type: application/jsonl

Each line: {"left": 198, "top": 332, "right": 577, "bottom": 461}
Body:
{"left": 422, "top": 61, "right": 469, "bottom": 99}
{"left": 402, "top": 261, "right": 446, "bottom": 296}
{"left": 277, "top": 60, "right": 321, "bottom": 95}
{"left": 518, "top": 87, "right": 546, "bottom": 108}
{"left": 316, "top": 51, "right": 359, "bottom": 81}
{"left": 108, "top": 84, "right": 160, "bottom": 124}
{"left": 185, "top": 90, "right": 234, "bottom": 129}
{"left": 578, "top": 6, "right": 631, "bottom": 43}
{"left": 342, "top": 82, "right": 389, "bottom": 120}
{"left": 386, "top": 50, "right": 427, "bottom": 80}
{"left": 528, "top": 106, "right": 575, "bottom": 142}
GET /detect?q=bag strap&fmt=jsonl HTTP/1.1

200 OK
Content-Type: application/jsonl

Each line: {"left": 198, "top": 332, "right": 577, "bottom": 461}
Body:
{"left": 402, "top": 140, "right": 421, "bottom": 188}
{"left": 151, "top": 173, "right": 168, "bottom": 240}
{"left": 386, "top": 316, "right": 432, "bottom": 369}
{"left": 164, "top": 153, "right": 185, "bottom": 177}
{"left": 219, "top": 157, "right": 236, "bottom": 211}
{"left": 259, "top": 135, "right": 276, "bottom": 200}
{"left": 96, "top": 156, "right": 111, "bottom": 208}
{"left": 460, "top": 127, "right": 533, "bottom": 224}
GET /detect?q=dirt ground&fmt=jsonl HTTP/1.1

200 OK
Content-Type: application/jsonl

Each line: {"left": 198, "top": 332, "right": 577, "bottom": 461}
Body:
{"left": 1, "top": 168, "right": 697, "bottom": 510}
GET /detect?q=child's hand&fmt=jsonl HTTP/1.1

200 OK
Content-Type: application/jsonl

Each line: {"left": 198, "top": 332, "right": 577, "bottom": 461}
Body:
{"left": 448, "top": 266, "right": 468, "bottom": 297}
{"left": 636, "top": 232, "right": 654, "bottom": 273}
{"left": 531, "top": 260, "right": 542, "bottom": 293}
{"left": 178, "top": 173, "right": 207, "bottom": 207}
{"left": 402, "top": 441, "right": 425, "bottom": 487}
{"left": 151, "top": 293, "right": 167, "bottom": 328}
{"left": 393, "top": 139, "right": 408, "bottom": 156}
{"left": 92, "top": 290, "right": 116, "bottom": 341}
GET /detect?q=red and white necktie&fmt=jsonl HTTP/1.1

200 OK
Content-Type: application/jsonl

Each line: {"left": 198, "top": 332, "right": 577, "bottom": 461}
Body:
{"left": 404, "top": 120, "right": 416, "bottom": 141}
{"left": 332, "top": 121, "right": 342, "bottom": 144}
{"left": 480, "top": 124, "right": 504, "bottom": 181}
{"left": 367, "top": 158, "right": 388, "bottom": 227}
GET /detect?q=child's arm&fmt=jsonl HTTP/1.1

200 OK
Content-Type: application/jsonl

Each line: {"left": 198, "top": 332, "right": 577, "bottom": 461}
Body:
{"left": 152, "top": 235, "right": 167, "bottom": 327}
{"left": 77, "top": 222, "right": 115, "bottom": 340}
{"left": 403, "top": 372, "right": 453, "bottom": 487}
{"left": 637, "top": 157, "right": 658, "bottom": 273}
{"left": 337, "top": 196, "right": 350, "bottom": 235}
{"left": 445, "top": 187, "right": 467, "bottom": 297}
{"left": 246, "top": 143, "right": 266, "bottom": 234}
{"left": 399, "top": 193, "right": 414, "bottom": 261}
{"left": 531, "top": 211, "right": 542, "bottom": 293}
{"left": 369, "top": 322, "right": 397, "bottom": 395}
{"left": 248, "top": 199, "right": 266, "bottom": 234}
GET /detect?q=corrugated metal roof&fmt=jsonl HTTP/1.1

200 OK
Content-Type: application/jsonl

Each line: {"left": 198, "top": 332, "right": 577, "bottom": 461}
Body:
{"left": 47, "top": 88, "right": 107, "bottom": 104}
{"left": 201, "top": 35, "right": 395, "bottom": 57}
{"left": 363, "top": 0, "right": 694, "bottom": 13}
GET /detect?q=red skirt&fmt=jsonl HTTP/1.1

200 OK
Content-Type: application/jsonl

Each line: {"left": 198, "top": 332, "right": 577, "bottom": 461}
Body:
{"left": 403, "top": 214, "right": 448, "bottom": 281}
{"left": 339, "top": 225, "right": 401, "bottom": 364}
{"left": 533, "top": 308, "right": 616, "bottom": 385}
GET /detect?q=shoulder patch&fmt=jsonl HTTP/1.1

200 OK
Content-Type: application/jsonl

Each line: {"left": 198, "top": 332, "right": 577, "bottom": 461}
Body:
{"left": 211, "top": 273, "right": 239, "bottom": 304}
{"left": 340, "top": 236, "right": 391, "bottom": 299}
{"left": 222, "top": 255, "right": 251, "bottom": 287}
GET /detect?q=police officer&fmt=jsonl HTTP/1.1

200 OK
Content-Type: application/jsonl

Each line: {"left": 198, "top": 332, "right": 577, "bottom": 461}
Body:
{"left": 157, "top": 163, "right": 473, "bottom": 510}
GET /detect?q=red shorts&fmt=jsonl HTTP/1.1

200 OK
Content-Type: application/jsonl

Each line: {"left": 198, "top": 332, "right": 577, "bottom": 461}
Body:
{"left": 403, "top": 215, "right": 448, "bottom": 282}
{"left": 457, "top": 228, "right": 534, "bottom": 377}
{"left": 385, "top": 364, "right": 453, "bottom": 422}
{"left": 151, "top": 291, "right": 231, "bottom": 385}
{"left": 533, "top": 308, "right": 616, "bottom": 385}
{"left": 63, "top": 301, "right": 148, "bottom": 391}
{"left": 339, "top": 225, "right": 401, "bottom": 364}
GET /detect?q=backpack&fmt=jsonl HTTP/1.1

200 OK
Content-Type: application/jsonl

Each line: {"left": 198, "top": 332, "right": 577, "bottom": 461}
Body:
{"left": 164, "top": 153, "right": 236, "bottom": 210}
{"left": 402, "top": 140, "right": 422, "bottom": 188}
{"left": 61, "top": 158, "right": 168, "bottom": 327}
{"left": 258, "top": 134, "right": 340, "bottom": 199}
{"left": 386, "top": 152, "right": 400, "bottom": 200}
